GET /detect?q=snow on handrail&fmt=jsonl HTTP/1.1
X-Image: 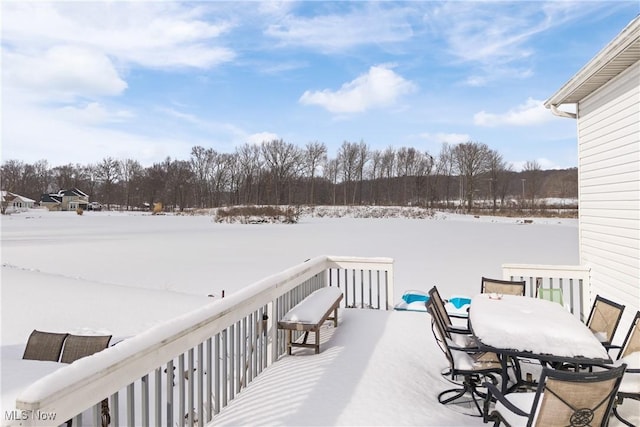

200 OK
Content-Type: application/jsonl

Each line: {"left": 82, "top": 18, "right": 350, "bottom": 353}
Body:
{"left": 13, "top": 255, "right": 394, "bottom": 426}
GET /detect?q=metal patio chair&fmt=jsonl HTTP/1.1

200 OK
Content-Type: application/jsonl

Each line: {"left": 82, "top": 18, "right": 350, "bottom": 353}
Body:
{"left": 586, "top": 295, "right": 625, "bottom": 349}
{"left": 426, "top": 299, "right": 503, "bottom": 416}
{"left": 427, "top": 286, "right": 471, "bottom": 338}
{"left": 608, "top": 310, "right": 640, "bottom": 427}
{"left": 22, "top": 330, "right": 69, "bottom": 362}
{"left": 61, "top": 334, "right": 113, "bottom": 427}
{"left": 484, "top": 364, "right": 627, "bottom": 427}
{"left": 481, "top": 277, "right": 526, "bottom": 297}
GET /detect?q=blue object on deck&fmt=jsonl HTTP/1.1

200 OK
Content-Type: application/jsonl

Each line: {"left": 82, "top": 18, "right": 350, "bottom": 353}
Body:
{"left": 444, "top": 295, "right": 471, "bottom": 318}
{"left": 448, "top": 297, "right": 472, "bottom": 309}
{"left": 394, "top": 290, "right": 430, "bottom": 312}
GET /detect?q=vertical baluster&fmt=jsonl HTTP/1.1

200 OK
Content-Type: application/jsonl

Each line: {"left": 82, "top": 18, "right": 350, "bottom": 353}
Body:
{"left": 112, "top": 391, "right": 119, "bottom": 427}
{"left": 166, "top": 360, "right": 174, "bottom": 427}
{"left": 94, "top": 402, "right": 100, "bottom": 427}
{"left": 384, "top": 270, "right": 389, "bottom": 310}
{"left": 368, "top": 270, "right": 372, "bottom": 309}
{"left": 229, "top": 323, "right": 235, "bottom": 400}
{"left": 141, "top": 374, "right": 149, "bottom": 427}
{"left": 206, "top": 338, "right": 213, "bottom": 423}
{"left": 238, "top": 316, "right": 251, "bottom": 392}
{"left": 238, "top": 319, "right": 244, "bottom": 391}
{"left": 187, "top": 349, "right": 194, "bottom": 427}
{"left": 360, "top": 270, "right": 364, "bottom": 308}
{"left": 127, "top": 383, "right": 135, "bottom": 427}
{"left": 197, "top": 343, "right": 203, "bottom": 427}
{"left": 376, "top": 270, "right": 381, "bottom": 309}
{"left": 214, "top": 333, "right": 221, "bottom": 416}
{"left": 155, "top": 368, "right": 162, "bottom": 427}
{"left": 343, "top": 269, "right": 348, "bottom": 307}
{"left": 221, "top": 330, "right": 228, "bottom": 408}
{"left": 251, "top": 312, "right": 257, "bottom": 382}
{"left": 178, "top": 354, "right": 185, "bottom": 427}
{"left": 352, "top": 269, "right": 356, "bottom": 307}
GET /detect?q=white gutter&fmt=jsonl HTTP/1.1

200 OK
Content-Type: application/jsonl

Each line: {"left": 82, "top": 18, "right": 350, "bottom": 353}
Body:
{"left": 549, "top": 104, "right": 577, "bottom": 119}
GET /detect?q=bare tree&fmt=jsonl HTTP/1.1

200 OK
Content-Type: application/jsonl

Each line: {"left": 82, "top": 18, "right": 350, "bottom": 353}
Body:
{"left": 304, "top": 141, "right": 327, "bottom": 205}
{"left": 436, "top": 144, "right": 455, "bottom": 208}
{"left": 95, "top": 157, "right": 121, "bottom": 209}
{"left": 486, "top": 150, "right": 510, "bottom": 214}
{"left": 337, "top": 141, "right": 359, "bottom": 205}
{"left": 261, "top": 139, "right": 301, "bottom": 205}
{"left": 522, "top": 160, "right": 543, "bottom": 207}
{"left": 120, "top": 158, "right": 143, "bottom": 210}
{"left": 380, "top": 147, "right": 395, "bottom": 205}
{"left": 190, "top": 146, "right": 215, "bottom": 208}
{"left": 452, "top": 142, "right": 491, "bottom": 213}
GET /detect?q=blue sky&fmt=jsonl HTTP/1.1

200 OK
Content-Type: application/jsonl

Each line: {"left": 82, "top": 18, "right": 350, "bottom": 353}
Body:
{"left": 2, "top": 1, "right": 638, "bottom": 170}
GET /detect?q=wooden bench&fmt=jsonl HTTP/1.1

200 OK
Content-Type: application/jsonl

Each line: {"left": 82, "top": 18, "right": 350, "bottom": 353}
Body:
{"left": 278, "top": 287, "right": 344, "bottom": 354}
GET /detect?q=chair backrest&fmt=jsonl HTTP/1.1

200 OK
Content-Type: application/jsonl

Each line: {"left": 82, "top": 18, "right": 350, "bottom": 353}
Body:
{"left": 426, "top": 299, "right": 455, "bottom": 368}
{"left": 536, "top": 287, "right": 564, "bottom": 306}
{"left": 586, "top": 295, "right": 625, "bottom": 346}
{"left": 60, "top": 334, "right": 112, "bottom": 364}
{"left": 480, "top": 277, "right": 526, "bottom": 296}
{"left": 22, "top": 330, "right": 69, "bottom": 362}
{"left": 427, "top": 286, "right": 453, "bottom": 335}
{"left": 618, "top": 310, "right": 640, "bottom": 360}
{"left": 527, "top": 364, "right": 626, "bottom": 427}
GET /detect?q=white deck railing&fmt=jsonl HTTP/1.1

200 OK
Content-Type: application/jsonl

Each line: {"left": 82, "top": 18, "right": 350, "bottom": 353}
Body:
{"left": 502, "top": 263, "right": 591, "bottom": 321}
{"left": 13, "top": 255, "right": 394, "bottom": 427}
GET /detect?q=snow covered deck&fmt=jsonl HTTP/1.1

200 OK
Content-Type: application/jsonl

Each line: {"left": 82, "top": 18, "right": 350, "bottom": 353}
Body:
{"left": 209, "top": 308, "right": 638, "bottom": 427}
{"left": 211, "top": 308, "right": 479, "bottom": 426}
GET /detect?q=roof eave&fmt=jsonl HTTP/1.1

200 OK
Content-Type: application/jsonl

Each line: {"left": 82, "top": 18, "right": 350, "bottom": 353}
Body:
{"left": 544, "top": 15, "right": 640, "bottom": 109}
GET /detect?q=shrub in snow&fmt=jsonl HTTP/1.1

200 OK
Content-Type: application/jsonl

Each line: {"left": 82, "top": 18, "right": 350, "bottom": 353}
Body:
{"left": 215, "top": 206, "right": 299, "bottom": 224}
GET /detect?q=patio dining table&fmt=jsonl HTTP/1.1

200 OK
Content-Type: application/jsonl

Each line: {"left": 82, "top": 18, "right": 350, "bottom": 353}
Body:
{"left": 469, "top": 293, "right": 612, "bottom": 393}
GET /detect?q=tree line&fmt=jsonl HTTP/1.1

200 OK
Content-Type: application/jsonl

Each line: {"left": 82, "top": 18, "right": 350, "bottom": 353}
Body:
{"left": 0, "top": 140, "right": 578, "bottom": 213}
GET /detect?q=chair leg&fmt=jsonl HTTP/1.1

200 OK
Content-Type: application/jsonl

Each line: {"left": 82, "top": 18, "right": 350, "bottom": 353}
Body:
{"left": 438, "top": 375, "right": 488, "bottom": 417}
{"left": 612, "top": 405, "right": 635, "bottom": 427}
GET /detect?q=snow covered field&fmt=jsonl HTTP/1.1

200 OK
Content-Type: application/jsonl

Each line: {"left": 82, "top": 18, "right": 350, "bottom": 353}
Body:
{"left": 1, "top": 209, "right": 635, "bottom": 426}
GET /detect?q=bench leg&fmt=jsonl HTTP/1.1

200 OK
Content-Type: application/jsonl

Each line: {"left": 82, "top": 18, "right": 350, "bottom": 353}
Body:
{"left": 315, "top": 329, "right": 320, "bottom": 354}
{"left": 333, "top": 307, "right": 339, "bottom": 327}
{"left": 286, "top": 330, "right": 292, "bottom": 355}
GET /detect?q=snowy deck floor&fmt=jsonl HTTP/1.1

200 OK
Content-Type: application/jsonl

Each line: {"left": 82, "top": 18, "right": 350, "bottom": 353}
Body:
{"left": 210, "top": 308, "right": 638, "bottom": 427}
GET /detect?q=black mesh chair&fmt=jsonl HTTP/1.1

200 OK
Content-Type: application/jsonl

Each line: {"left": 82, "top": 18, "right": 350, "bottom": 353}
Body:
{"left": 22, "top": 330, "right": 68, "bottom": 362}
{"left": 61, "top": 334, "right": 113, "bottom": 427}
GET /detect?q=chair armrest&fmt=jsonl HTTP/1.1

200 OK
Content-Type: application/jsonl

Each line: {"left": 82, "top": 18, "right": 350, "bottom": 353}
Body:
{"left": 483, "top": 381, "right": 530, "bottom": 420}
{"left": 447, "top": 324, "right": 470, "bottom": 334}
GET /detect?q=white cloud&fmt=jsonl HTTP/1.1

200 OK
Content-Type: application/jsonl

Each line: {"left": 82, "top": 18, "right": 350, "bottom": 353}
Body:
{"left": 299, "top": 65, "right": 417, "bottom": 114}
{"left": 4, "top": 46, "right": 127, "bottom": 101}
{"left": 57, "top": 102, "right": 134, "bottom": 125}
{"left": 419, "top": 132, "right": 470, "bottom": 145}
{"left": 247, "top": 132, "right": 280, "bottom": 145}
{"left": 2, "top": 2, "right": 235, "bottom": 70}
{"left": 473, "top": 98, "right": 553, "bottom": 127}
{"left": 265, "top": 3, "right": 413, "bottom": 53}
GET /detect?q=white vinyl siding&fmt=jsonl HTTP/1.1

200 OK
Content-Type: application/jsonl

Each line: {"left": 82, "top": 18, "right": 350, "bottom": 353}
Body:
{"left": 577, "top": 60, "right": 640, "bottom": 318}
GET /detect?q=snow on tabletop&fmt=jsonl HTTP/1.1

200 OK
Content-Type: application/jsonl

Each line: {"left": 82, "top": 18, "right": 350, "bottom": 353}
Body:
{"left": 470, "top": 294, "right": 610, "bottom": 360}
{"left": 281, "top": 287, "right": 342, "bottom": 323}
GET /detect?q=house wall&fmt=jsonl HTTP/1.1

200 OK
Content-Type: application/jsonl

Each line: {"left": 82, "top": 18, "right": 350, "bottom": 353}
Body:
{"left": 577, "top": 60, "right": 640, "bottom": 325}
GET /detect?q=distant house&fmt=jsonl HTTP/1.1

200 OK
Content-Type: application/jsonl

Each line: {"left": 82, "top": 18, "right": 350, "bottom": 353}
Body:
{"left": 544, "top": 17, "right": 639, "bottom": 322}
{"left": 1, "top": 191, "right": 36, "bottom": 213}
{"left": 40, "top": 188, "right": 90, "bottom": 211}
